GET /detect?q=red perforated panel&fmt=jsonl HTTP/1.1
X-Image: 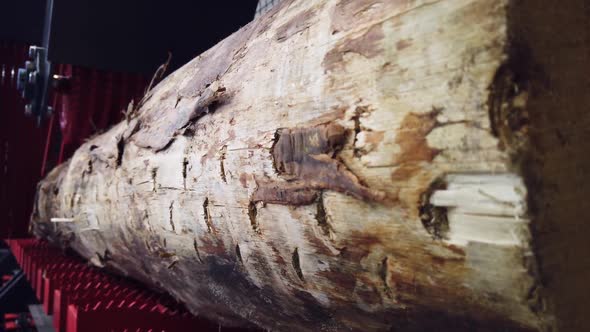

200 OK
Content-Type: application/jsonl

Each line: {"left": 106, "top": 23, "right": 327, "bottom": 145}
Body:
{"left": 7, "top": 239, "right": 251, "bottom": 332}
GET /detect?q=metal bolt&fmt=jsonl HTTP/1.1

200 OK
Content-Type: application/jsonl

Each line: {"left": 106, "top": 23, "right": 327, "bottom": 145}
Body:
{"left": 28, "top": 46, "right": 38, "bottom": 59}
{"left": 28, "top": 72, "right": 36, "bottom": 85}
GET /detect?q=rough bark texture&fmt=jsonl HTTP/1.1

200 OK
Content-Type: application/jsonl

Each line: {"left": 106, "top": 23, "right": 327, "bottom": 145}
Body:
{"left": 31, "top": 0, "right": 589, "bottom": 331}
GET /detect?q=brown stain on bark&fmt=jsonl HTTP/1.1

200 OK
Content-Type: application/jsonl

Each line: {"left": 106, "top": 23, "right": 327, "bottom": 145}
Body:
{"left": 198, "top": 235, "right": 228, "bottom": 258}
{"left": 323, "top": 24, "right": 384, "bottom": 73}
{"left": 396, "top": 38, "right": 413, "bottom": 50}
{"left": 345, "top": 231, "right": 384, "bottom": 261}
{"left": 371, "top": 237, "right": 471, "bottom": 311}
{"left": 269, "top": 246, "right": 290, "bottom": 279}
{"left": 354, "top": 283, "right": 383, "bottom": 306}
{"left": 391, "top": 110, "right": 440, "bottom": 181}
{"left": 308, "top": 105, "right": 347, "bottom": 126}
{"left": 253, "top": 183, "right": 318, "bottom": 205}
{"left": 276, "top": 8, "right": 317, "bottom": 42}
{"left": 239, "top": 173, "right": 249, "bottom": 188}
{"left": 331, "top": 0, "right": 375, "bottom": 34}
{"left": 314, "top": 220, "right": 469, "bottom": 312}
{"left": 315, "top": 231, "right": 385, "bottom": 302}
{"left": 252, "top": 123, "right": 386, "bottom": 206}
{"left": 270, "top": 246, "right": 287, "bottom": 267}
{"left": 331, "top": 0, "right": 411, "bottom": 34}
{"left": 365, "top": 131, "right": 385, "bottom": 145}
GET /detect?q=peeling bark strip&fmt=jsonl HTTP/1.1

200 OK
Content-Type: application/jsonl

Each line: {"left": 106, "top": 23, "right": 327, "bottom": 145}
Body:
{"left": 132, "top": 82, "right": 227, "bottom": 151}
{"left": 253, "top": 123, "right": 386, "bottom": 205}
{"left": 30, "top": 0, "right": 590, "bottom": 331}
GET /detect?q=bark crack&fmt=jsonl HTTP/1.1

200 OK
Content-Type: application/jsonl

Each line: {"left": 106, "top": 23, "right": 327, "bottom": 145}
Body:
{"left": 352, "top": 106, "right": 365, "bottom": 158}
{"left": 220, "top": 145, "right": 227, "bottom": 183}
{"left": 248, "top": 201, "right": 260, "bottom": 234}
{"left": 292, "top": 247, "right": 304, "bottom": 282}
{"left": 203, "top": 197, "right": 212, "bottom": 233}
{"left": 380, "top": 256, "right": 393, "bottom": 298}
{"left": 167, "top": 259, "right": 179, "bottom": 269}
{"left": 182, "top": 157, "right": 189, "bottom": 190}
{"left": 316, "top": 193, "right": 331, "bottom": 237}
{"left": 419, "top": 178, "right": 449, "bottom": 240}
{"left": 116, "top": 137, "right": 125, "bottom": 167}
{"left": 151, "top": 168, "right": 158, "bottom": 192}
{"left": 235, "top": 244, "right": 243, "bottom": 264}
{"left": 193, "top": 238, "right": 204, "bottom": 263}
{"left": 168, "top": 201, "right": 175, "bottom": 232}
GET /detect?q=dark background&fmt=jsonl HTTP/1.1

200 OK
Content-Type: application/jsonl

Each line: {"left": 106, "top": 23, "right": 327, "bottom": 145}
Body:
{"left": 49, "top": 0, "right": 259, "bottom": 74}
{"left": 1, "top": 0, "right": 258, "bottom": 74}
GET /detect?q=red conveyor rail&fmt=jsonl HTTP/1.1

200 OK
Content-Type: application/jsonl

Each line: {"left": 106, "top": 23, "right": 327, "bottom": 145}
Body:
{"left": 5, "top": 238, "right": 232, "bottom": 332}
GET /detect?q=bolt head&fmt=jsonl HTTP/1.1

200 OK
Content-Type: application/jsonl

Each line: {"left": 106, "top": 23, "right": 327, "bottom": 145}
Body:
{"left": 28, "top": 72, "right": 36, "bottom": 84}
{"left": 28, "top": 46, "right": 38, "bottom": 59}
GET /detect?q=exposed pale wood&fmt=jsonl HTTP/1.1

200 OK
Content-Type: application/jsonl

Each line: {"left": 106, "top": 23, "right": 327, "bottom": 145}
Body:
{"left": 30, "top": 0, "right": 589, "bottom": 331}
{"left": 50, "top": 218, "right": 74, "bottom": 223}
{"left": 430, "top": 174, "right": 529, "bottom": 247}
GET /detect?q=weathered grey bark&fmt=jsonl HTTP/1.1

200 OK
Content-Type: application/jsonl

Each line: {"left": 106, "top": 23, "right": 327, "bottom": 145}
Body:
{"left": 31, "top": 0, "right": 590, "bottom": 331}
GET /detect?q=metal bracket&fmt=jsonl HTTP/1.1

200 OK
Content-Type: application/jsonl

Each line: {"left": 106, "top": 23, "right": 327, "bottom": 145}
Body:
{"left": 0, "top": 270, "right": 24, "bottom": 301}
{"left": 14, "top": 0, "right": 60, "bottom": 127}
{"left": 16, "top": 46, "right": 53, "bottom": 126}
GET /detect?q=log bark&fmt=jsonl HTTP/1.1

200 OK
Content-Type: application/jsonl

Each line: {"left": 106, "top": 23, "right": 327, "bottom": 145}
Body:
{"left": 31, "top": 0, "right": 590, "bottom": 331}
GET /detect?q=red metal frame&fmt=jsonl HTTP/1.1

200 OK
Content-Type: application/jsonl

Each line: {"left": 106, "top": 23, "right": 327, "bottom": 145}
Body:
{"left": 6, "top": 238, "right": 237, "bottom": 332}
{"left": 2, "top": 42, "right": 148, "bottom": 238}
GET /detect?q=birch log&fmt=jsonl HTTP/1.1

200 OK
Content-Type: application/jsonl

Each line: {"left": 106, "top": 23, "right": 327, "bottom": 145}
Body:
{"left": 31, "top": 0, "right": 590, "bottom": 331}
